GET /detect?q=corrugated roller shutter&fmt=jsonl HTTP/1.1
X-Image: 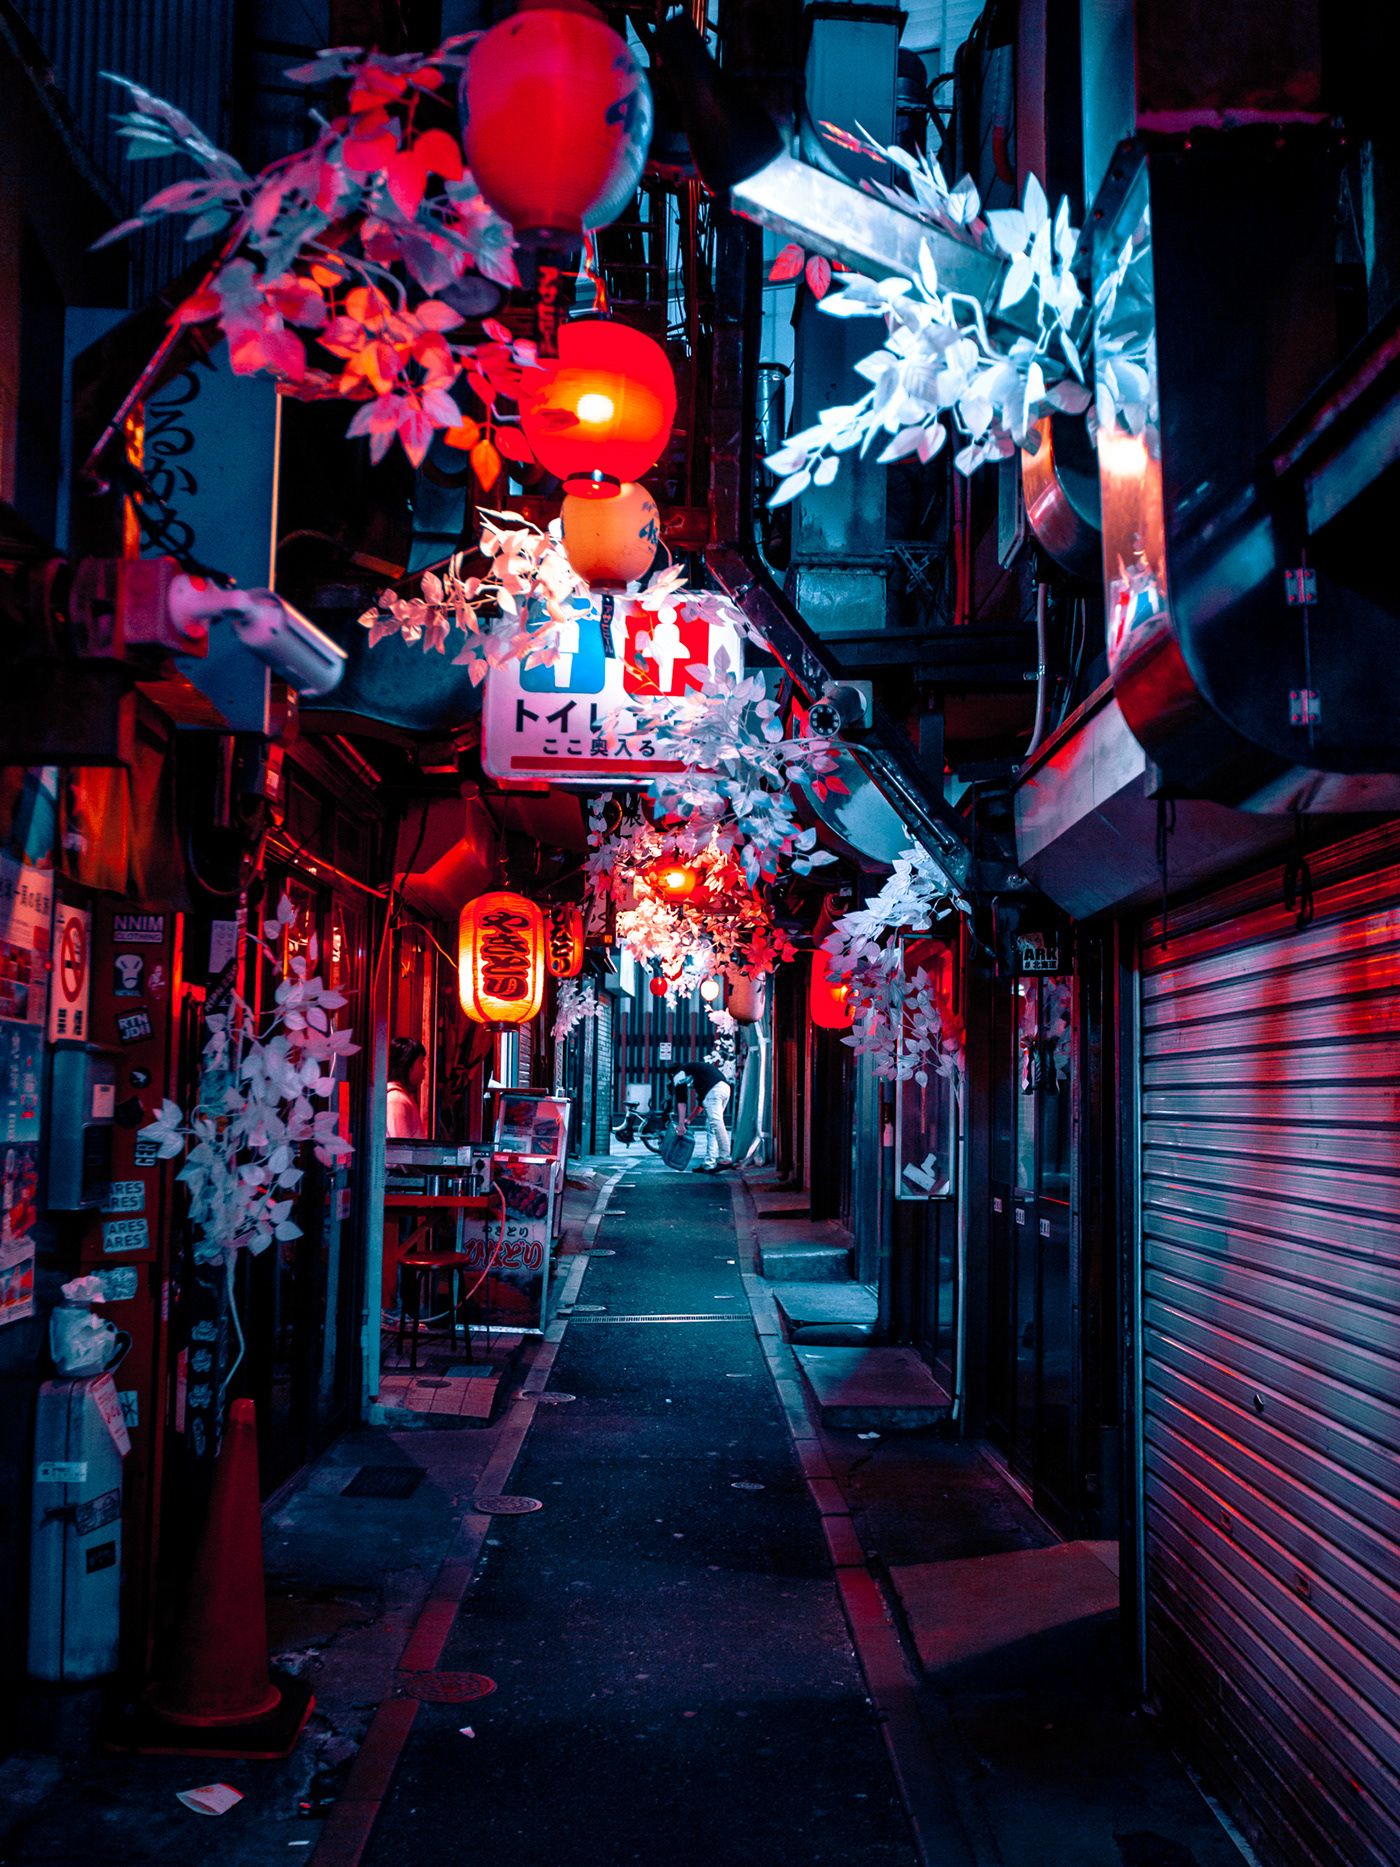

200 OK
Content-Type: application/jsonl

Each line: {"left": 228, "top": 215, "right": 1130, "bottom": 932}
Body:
{"left": 1139, "top": 825, "right": 1400, "bottom": 1867}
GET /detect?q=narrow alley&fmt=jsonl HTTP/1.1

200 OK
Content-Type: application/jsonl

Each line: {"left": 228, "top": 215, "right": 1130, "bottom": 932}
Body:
{"left": 365, "top": 1160, "right": 915, "bottom": 1867}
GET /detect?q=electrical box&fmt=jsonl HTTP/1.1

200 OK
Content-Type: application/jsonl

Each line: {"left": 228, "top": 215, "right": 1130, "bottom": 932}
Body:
{"left": 29, "top": 1379, "right": 124, "bottom": 1681}
{"left": 47, "top": 1044, "right": 118, "bottom": 1210}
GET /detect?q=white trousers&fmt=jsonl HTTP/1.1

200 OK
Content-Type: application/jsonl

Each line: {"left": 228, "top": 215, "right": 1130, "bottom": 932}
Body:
{"left": 701, "top": 1081, "right": 732, "bottom": 1165}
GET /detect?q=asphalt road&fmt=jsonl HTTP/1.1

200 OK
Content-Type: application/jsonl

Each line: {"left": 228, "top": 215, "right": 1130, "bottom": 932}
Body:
{"left": 366, "top": 1159, "right": 917, "bottom": 1866}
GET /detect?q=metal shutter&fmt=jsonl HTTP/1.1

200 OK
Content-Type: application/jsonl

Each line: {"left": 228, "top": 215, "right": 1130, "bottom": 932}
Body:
{"left": 1139, "top": 826, "right": 1400, "bottom": 1867}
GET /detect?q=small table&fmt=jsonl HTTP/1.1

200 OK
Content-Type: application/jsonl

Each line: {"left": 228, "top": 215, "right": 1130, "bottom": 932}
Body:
{"left": 385, "top": 1187, "right": 508, "bottom": 1370}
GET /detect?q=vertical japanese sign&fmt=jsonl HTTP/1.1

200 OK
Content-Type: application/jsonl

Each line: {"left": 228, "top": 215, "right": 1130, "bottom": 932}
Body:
{"left": 1, "top": 768, "right": 57, "bottom": 1324}
{"left": 482, "top": 593, "right": 744, "bottom": 784}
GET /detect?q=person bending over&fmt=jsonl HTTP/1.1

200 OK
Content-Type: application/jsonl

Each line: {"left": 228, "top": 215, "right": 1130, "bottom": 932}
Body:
{"left": 672, "top": 1058, "right": 733, "bottom": 1172}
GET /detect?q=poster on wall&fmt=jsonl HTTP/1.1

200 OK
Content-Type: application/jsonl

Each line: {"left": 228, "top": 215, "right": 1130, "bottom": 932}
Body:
{"left": 0, "top": 767, "right": 58, "bottom": 1322}
{"left": 894, "top": 937, "right": 958, "bottom": 1202}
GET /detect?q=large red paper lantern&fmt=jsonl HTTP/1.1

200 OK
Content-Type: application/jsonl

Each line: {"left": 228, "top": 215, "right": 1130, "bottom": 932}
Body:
{"left": 562, "top": 481, "right": 661, "bottom": 588}
{"left": 460, "top": 1, "right": 653, "bottom": 246}
{"left": 459, "top": 891, "right": 545, "bottom": 1024}
{"left": 519, "top": 319, "right": 676, "bottom": 498}
{"left": 545, "top": 902, "right": 584, "bottom": 979}
{"left": 810, "top": 949, "right": 854, "bottom": 1030}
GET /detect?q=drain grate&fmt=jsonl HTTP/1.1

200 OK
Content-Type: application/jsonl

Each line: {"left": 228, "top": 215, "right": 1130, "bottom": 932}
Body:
{"left": 395, "top": 1671, "right": 496, "bottom": 1703}
{"left": 342, "top": 1466, "right": 425, "bottom": 1500}
{"left": 565, "top": 1313, "right": 748, "bottom": 1324}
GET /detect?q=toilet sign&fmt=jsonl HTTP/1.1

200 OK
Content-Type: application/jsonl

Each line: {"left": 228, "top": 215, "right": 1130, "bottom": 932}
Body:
{"left": 482, "top": 592, "right": 744, "bottom": 785}
{"left": 48, "top": 903, "right": 91, "bottom": 1042}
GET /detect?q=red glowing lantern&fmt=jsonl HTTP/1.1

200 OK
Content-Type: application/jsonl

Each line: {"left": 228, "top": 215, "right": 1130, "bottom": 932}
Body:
{"left": 460, "top": 2, "right": 653, "bottom": 247}
{"left": 519, "top": 319, "right": 677, "bottom": 498}
{"left": 458, "top": 891, "right": 545, "bottom": 1024}
{"left": 648, "top": 975, "right": 668, "bottom": 998}
{"left": 562, "top": 481, "right": 661, "bottom": 588}
{"left": 643, "top": 858, "right": 700, "bottom": 901}
{"left": 810, "top": 949, "right": 854, "bottom": 1030}
{"left": 545, "top": 902, "right": 585, "bottom": 979}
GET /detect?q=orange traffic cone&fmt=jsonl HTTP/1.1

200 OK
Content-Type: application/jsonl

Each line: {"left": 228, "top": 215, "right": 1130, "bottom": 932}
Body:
{"left": 123, "top": 1399, "right": 312, "bottom": 1758}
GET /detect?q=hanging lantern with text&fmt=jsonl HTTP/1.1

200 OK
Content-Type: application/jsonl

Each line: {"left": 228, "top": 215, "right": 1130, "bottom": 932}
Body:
{"left": 561, "top": 481, "right": 661, "bottom": 588}
{"left": 458, "top": 891, "right": 545, "bottom": 1025}
{"left": 809, "top": 949, "right": 854, "bottom": 1030}
{"left": 545, "top": 902, "right": 585, "bottom": 979}
{"left": 519, "top": 319, "right": 676, "bottom": 498}
{"left": 459, "top": 1, "right": 653, "bottom": 248}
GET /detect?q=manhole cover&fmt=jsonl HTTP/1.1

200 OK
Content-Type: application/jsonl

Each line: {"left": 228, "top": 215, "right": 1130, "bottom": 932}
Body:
{"left": 341, "top": 1466, "right": 425, "bottom": 1500}
{"left": 474, "top": 1494, "right": 543, "bottom": 1514}
{"left": 396, "top": 1671, "right": 496, "bottom": 1703}
{"left": 514, "top": 1391, "right": 576, "bottom": 1404}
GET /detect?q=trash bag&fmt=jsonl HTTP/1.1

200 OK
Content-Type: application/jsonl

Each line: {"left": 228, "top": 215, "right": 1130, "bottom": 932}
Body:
{"left": 661, "top": 1121, "right": 698, "bottom": 1172}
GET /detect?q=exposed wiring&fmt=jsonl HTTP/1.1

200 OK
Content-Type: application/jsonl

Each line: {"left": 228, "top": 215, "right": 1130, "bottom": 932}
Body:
{"left": 220, "top": 1255, "right": 246, "bottom": 1399}
{"left": 1024, "top": 580, "right": 1050, "bottom": 760}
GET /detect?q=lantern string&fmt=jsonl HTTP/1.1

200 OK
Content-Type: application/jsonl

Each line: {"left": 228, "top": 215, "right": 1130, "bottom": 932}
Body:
{"left": 582, "top": 233, "right": 610, "bottom": 315}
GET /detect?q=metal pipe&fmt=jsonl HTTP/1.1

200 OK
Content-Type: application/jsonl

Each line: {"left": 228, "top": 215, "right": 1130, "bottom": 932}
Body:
{"left": 1024, "top": 579, "right": 1050, "bottom": 761}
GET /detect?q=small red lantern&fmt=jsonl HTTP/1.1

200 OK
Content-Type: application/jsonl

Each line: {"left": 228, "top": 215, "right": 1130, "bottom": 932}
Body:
{"left": 648, "top": 975, "right": 668, "bottom": 998}
{"left": 459, "top": 891, "right": 545, "bottom": 1025}
{"left": 643, "top": 858, "right": 700, "bottom": 902}
{"left": 810, "top": 949, "right": 854, "bottom": 1030}
{"left": 545, "top": 902, "right": 584, "bottom": 979}
{"left": 562, "top": 481, "right": 661, "bottom": 588}
{"left": 519, "top": 319, "right": 676, "bottom": 498}
{"left": 460, "top": 1, "right": 653, "bottom": 247}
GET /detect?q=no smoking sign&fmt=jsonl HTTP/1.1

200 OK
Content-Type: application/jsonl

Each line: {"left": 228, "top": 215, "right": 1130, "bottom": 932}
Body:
{"left": 49, "top": 903, "right": 91, "bottom": 1042}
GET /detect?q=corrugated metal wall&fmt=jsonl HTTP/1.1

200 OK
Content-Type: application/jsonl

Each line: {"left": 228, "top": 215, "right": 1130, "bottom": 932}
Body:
{"left": 1139, "top": 824, "right": 1400, "bottom": 1867}
{"left": 16, "top": 0, "right": 238, "bottom": 302}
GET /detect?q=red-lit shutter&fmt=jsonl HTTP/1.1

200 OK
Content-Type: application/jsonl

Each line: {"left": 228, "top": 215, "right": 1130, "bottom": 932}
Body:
{"left": 1137, "top": 823, "right": 1400, "bottom": 1867}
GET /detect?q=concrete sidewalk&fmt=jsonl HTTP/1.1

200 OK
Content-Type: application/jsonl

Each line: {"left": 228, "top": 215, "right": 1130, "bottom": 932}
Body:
{"left": 0, "top": 1161, "right": 621, "bottom": 1867}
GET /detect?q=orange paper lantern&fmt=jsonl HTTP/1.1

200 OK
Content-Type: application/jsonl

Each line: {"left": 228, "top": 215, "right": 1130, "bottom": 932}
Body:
{"left": 459, "top": 1, "right": 653, "bottom": 247}
{"left": 545, "top": 902, "right": 585, "bottom": 979}
{"left": 562, "top": 481, "right": 661, "bottom": 588}
{"left": 519, "top": 318, "right": 676, "bottom": 498}
{"left": 810, "top": 949, "right": 854, "bottom": 1030}
{"left": 458, "top": 891, "right": 545, "bottom": 1024}
{"left": 643, "top": 859, "right": 700, "bottom": 901}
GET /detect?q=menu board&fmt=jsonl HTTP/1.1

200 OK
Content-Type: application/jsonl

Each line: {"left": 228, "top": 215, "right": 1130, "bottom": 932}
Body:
{"left": 456, "top": 1093, "right": 573, "bottom": 1330}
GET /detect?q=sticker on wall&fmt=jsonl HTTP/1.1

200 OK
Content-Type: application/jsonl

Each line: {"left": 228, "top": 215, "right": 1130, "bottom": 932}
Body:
{"left": 102, "top": 1216, "right": 149, "bottom": 1255}
{"left": 48, "top": 902, "right": 91, "bottom": 1042}
{"left": 102, "top": 1181, "right": 145, "bottom": 1216}
{"left": 116, "top": 1009, "right": 153, "bottom": 1045}
{"left": 113, "top": 913, "right": 165, "bottom": 946}
{"left": 113, "top": 953, "right": 145, "bottom": 997}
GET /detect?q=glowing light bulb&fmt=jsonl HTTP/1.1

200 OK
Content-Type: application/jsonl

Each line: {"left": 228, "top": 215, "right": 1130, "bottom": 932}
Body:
{"left": 700, "top": 978, "right": 721, "bottom": 1002}
{"left": 576, "top": 391, "right": 616, "bottom": 424}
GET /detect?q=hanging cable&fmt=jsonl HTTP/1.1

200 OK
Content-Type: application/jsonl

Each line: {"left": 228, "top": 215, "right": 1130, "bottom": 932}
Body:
{"left": 1024, "top": 580, "right": 1051, "bottom": 760}
{"left": 1156, "top": 796, "right": 1176, "bottom": 948}
{"left": 1283, "top": 814, "right": 1315, "bottom": 930}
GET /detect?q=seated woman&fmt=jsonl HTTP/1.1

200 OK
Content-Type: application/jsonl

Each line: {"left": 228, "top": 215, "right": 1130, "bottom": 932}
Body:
{"left": 387, "top": 1036, "right": 427, "bottom": 1140}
